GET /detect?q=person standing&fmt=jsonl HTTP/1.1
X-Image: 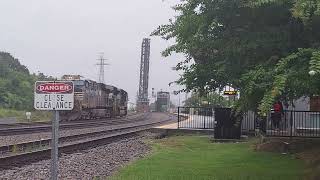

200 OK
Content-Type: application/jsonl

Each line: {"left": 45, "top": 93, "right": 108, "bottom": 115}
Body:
{"left": 272, "top": 101, "right": 284, "bottom": 130}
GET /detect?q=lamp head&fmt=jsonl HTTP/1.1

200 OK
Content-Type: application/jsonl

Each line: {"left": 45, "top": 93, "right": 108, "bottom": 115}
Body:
{"left": 309, "top": 70, "right": 316, "bottom": 76}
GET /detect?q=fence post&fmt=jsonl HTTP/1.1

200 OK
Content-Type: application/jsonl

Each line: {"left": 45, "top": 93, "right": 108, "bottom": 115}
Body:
{"left": 265, "top": 112, "right": 269, "bottom": 135}
{"left": 178, "top": 107, "right": 180, "bottom": 129}
{"left": 290, "top": 111, "right": 293, "bottom": 137}
{"left": 253, "top": 112, "right": 256, "bottom": 131}
{"left": 204, "top": 108, "right": 206, "bottom": 129}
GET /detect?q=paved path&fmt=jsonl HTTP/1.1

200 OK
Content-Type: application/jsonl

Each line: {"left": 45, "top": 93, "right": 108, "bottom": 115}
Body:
{"left": 157, "top": 114, "right": 215, "bottom": 129}
{"left": 157, "top": 122, "right": 178, "bottom": 129}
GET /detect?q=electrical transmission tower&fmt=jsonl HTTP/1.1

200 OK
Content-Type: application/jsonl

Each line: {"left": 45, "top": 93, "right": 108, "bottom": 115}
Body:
{"left": 96, "top": 53, "right": 109, "bottom": 84}
{"left": 137, "top": 38, "right": 151, "bottom": 112}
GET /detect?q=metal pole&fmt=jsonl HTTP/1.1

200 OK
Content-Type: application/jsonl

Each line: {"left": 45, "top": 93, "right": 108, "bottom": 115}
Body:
{"left": 290, "top": 110, "right": 293, "bottom": 137}
{"left": 178, "top": 107, "right": 180, "bottom": 129}
{"left": 51, "top": 110, "right": 59, "bottom": 180}
{"left": 204, "top": 108, "right": 206, "bottom": 129}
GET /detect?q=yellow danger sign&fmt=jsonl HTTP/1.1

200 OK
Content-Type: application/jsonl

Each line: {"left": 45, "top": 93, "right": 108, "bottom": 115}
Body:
{"left": 223, "top": 91, "right": 237, "bottom": 96}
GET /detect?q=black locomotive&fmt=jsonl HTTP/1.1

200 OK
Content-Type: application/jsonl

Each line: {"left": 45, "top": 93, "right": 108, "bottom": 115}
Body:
{"left": 60, "top": 75, "right": 128, "bottom": 121}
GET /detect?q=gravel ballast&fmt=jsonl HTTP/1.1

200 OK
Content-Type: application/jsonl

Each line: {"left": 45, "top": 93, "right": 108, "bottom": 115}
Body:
{"left": 0, "top": 133, "right": 153, "bottom": 180}
{"left": 0, "top": 113, "right": 172, "bottom": 147}
{"left": 0, "top": 122, "right": 142, "bottom": 146}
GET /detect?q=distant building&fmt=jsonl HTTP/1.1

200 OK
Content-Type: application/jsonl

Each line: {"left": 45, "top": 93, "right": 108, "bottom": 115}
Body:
{"left": 284, "top": 96, "right": 320, "bottom": 111}
{"left": 149, "top": 102, "right": 156, "bottom": 112}
{"left": 156, "top": 91, "right": 170, "bottom": 112}
{"left": 61, "top": 75, "right": 81, "bottom": 81}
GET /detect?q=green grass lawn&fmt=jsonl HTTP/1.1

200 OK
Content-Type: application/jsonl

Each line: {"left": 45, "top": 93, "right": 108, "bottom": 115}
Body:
{"left": 0, "top": 108, "right": 52, "bottom": 122}
{"left": 111, "top": 136, "right": 305, "bottom": 180}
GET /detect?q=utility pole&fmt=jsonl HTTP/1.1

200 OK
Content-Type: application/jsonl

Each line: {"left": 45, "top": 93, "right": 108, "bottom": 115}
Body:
{"left": 96, "top": 53, "right": 109, "bottom": 84}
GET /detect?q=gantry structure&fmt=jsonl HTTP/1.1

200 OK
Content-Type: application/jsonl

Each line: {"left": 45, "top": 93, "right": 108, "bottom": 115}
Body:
{"left": 137, "top": 38, "right": 151, "bottom": 112}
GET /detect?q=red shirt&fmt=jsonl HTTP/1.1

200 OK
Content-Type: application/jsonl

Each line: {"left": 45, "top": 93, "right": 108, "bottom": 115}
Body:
{"left": 273, "top": 103, "right": 282, "bottom": 112}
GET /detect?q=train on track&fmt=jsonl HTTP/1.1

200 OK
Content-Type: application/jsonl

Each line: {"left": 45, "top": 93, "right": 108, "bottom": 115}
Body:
{"left": 60, "top": 75, "right": 128, "bottom": 121}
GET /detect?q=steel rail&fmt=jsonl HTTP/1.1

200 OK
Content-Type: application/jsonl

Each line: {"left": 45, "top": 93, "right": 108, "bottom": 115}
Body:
{"left": 0, "top": 113, "right": 152, "bottom": 155}
{"left": 0, "top": 112, "right": 142, "bottom": 129}
{"left": 0, "top": 114, "right": 176, "bottom": 169}
{"left": 0, "top": 113, "right": 149, "bottom": 136}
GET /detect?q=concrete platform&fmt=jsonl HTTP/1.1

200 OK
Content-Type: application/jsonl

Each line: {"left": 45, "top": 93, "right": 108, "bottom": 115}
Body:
{"left": 150, "top": 128, "right": 214, "bottom": 136}
{"left": 154, "top": 114, "right": 215, "bottom": 136}
{"left": 157, "top": 114, "right": 215, "bottom": 129}
{"left": 178, "top": 114, "right": 215, "bottom": 129}
{"left": 156, "top": 122, "right": 178, "bottom": 129}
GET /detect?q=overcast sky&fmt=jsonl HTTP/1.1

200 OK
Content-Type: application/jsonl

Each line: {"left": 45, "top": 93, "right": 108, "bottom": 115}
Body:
{"left": 0, "top": 0, "right": 188, "bottom": 105}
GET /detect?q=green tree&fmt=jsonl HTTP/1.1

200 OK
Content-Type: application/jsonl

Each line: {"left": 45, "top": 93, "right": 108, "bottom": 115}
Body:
{"left": 153, "top": 0, "right": 320, "bottom": 114}
{"left": 184, "top": 92, "right": 229, "bottom": 107}
{"left": 0, "top": 52, "right": 52, "bottom": 110}
{"left": 246, "top": 0, "right": 320, "bottom": 113}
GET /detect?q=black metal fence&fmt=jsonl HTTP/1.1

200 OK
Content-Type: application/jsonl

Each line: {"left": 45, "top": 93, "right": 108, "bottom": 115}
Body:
{"left": 177, "top": 107, "right": 253, "bottom": 131}
{"left": 265, "top": 110, "right": 320, "bottom": 137}
{"left": 177, "top": 107, "right": 320, "bottom": 138}
{"left": 177, "top": 107, "right": 241, "bottom": 139}
{"left": 177, "top": 107, "right": 215, "bottom": 129}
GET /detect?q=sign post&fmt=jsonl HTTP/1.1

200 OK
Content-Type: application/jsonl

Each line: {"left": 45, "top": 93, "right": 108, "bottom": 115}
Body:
{"left": 34, "top": 81, "right": 74, "bottom": 180}
{"left": 51, "top": 110, "right": 59, "bottom": 180}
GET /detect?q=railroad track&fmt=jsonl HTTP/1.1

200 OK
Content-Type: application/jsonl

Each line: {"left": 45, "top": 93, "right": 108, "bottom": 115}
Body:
{"left": 0, "top": 112, "right": 140, "bottom": 129}
{"left": 0, "top": 113, "right": 148, "bottom": 136}
{"left": 0, "top": 113, "right": 176, "bottom": 169}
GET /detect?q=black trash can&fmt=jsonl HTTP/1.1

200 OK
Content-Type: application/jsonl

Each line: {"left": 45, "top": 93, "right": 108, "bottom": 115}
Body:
{"left": 214, "top": 108, "right": 242, "bottom": 139}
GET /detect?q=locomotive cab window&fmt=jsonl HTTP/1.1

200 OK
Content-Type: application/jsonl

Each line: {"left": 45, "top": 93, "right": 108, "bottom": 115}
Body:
{"left": 74, "top": 80, "right": 85, "bottom": 92}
